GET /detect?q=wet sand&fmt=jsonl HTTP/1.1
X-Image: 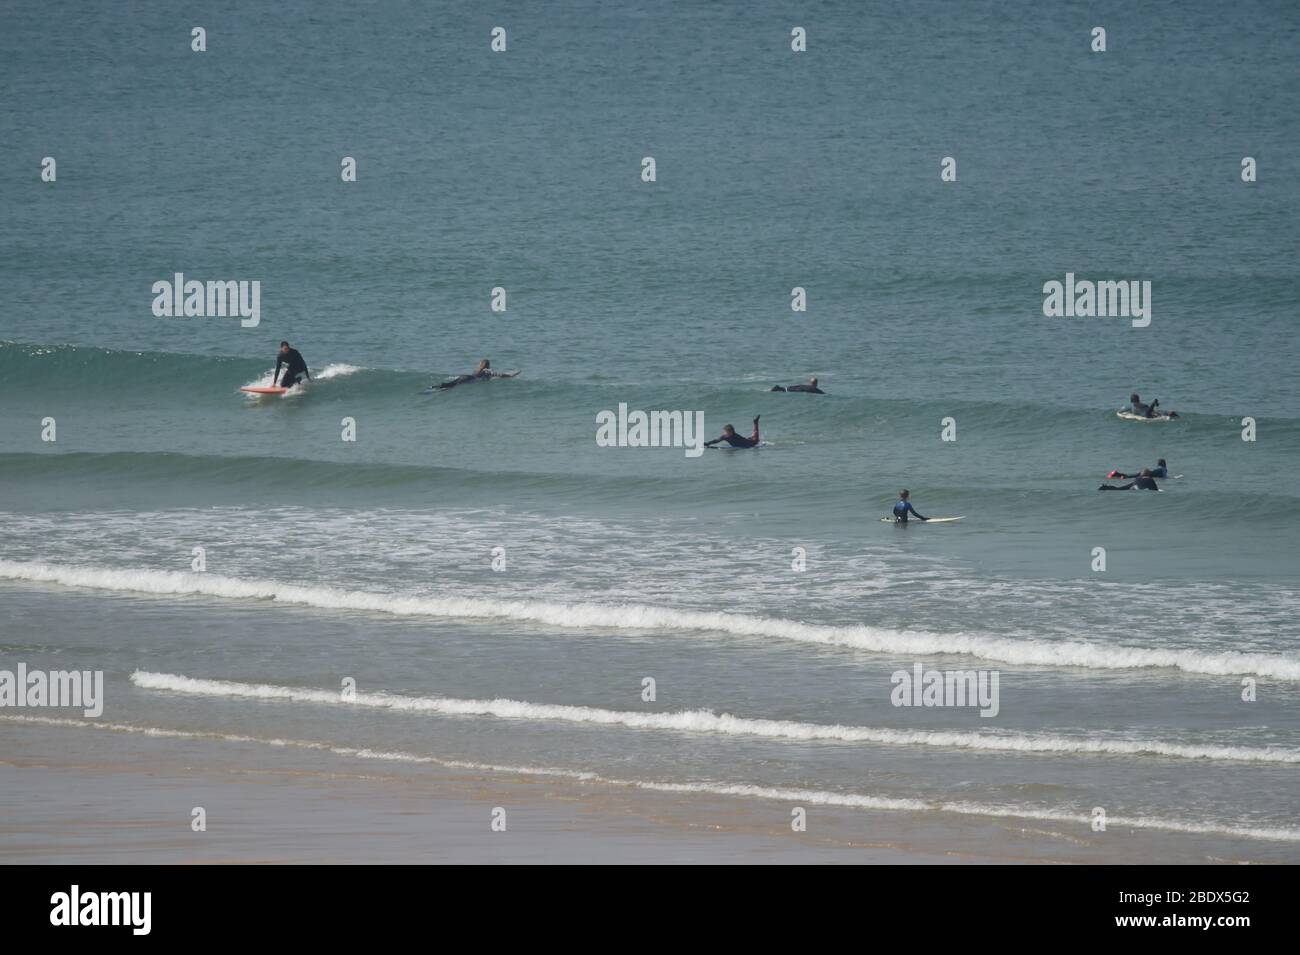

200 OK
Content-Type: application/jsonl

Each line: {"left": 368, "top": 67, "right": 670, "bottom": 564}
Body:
{"left": 1, "top": 721, "right": 1282, "bottom": 864}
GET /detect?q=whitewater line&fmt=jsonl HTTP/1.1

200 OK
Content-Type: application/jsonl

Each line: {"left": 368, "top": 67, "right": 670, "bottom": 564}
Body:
{"left": 3, "top": 560, "right": 1299, "bottom": 680}
{"left": 129, "top": 671, "right": 1300, "bottom": 765}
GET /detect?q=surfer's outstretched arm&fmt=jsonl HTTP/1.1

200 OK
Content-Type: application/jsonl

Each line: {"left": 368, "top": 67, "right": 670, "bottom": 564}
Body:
{"left": 750, "top": 416, "right": 760, "bottom": 445}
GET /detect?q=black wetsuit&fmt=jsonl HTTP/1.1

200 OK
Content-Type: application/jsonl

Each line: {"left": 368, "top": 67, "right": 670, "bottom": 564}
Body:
{"left": 1099, "top": 476, "right": 1159, "bottom": 491}
{"left": 705, "top": 419, "right": 761, "bottom": 448}
{"left": 274, "top": 348, "right": 310, "bottom": 388}
{"left": 771, "top": 384, "right": 825, "bottom": 394}
{"left": 892, "top": 500, "right": 927, "bottom": 522}
{"left": 1114, "top": 465, "right": 1168, "bottom": 480}
{"left": 434, "top": 370, "right": 510, "bottom": 391}
{"left": 434, "top": 374, "right": 477, "bottom": 391}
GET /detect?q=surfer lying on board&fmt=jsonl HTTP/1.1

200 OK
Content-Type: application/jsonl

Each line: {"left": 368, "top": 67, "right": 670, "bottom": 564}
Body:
{"left": 704, "top": 416, "right": 761, "bottom": 448}
{"left": 1123, "top": 393, "right": 1178, "bottom": 418}
{"left": 771, "top": 376, "right": 825, "bottom": 394}
{"left": 432, "top": 359, "right": 519, "bottom": 391}
{"left": 1099, "top": 469, "right": 1160, "bottom": 491}
{"left": 1109, "top": 459, "right": 1168, "bottom": 480}
{"left": 891, "top": 489, "right": 928, "bottom": 522}
{"left": 274, "top": 341, "right": 311, "bottom": 389}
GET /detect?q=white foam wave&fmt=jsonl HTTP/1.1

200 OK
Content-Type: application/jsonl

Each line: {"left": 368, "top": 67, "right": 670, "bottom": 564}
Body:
{"left": 129, "top": 671, "right": 1300, "bottom": 764}
{"left": 6, "top": 714, "right": 1299, "bottom": 844}
{"left": 4, "top": 560, "right": 1299, "bottom": 680}
{"left": 314, "top": 363, "right": 361, "bottom": 380}
{"left": 240, "top": 362, "right": 361, "bottom": 393}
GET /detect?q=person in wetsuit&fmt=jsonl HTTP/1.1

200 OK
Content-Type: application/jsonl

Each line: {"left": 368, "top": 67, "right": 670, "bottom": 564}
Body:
{"left": 1110, "top": 458, "right": 1168, "bottom": 480}
{"left": 273, "top": 341, "right": 311, "bottom": 389}
{"left": 433, "top": 358, "right": 516, "bottom": 391}
{"left": 705, "top": 416, "right": 761, "bottom": 448}
{"left": 771, "top": 376, "right": 825, "bottom": 394}
{"left": 1099, "top": 468, "right": 1159, "bottom": 491}
{"left": 892, "top": 489, "right": 928, "bottom": 522}
{"left": 1123, "top": 393, "right": 1178, "bottom": 419}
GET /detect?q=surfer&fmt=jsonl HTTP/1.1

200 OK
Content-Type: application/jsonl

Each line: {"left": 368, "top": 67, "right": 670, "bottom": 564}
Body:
{"left": 432, "top": 358, "right": 518, "bottom": 391}
{"left": 273, "top": 341, "right": 311, "bottom": 389}
{"left": 705, "top": 416, "right": 761, "bottom": 449}
{"left": 1123, "top": 393, "right": 1178, "bottom": 419}
{"left": 1099, "top": 468, "right": 1160, "bottom": 491}
{"left": 891, "top": 489, "right": 928, "bottom": 522}
{"left": 1109, "top": 458, "right": 1169, "bottom": 480}
{"left": 770, "top": 376, "right": 825, "bottom": 394}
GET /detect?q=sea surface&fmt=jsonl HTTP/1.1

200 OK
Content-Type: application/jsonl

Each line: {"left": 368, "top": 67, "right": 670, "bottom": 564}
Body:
{"left": 2, "top": 0, "right": 1298, "bottom": 861}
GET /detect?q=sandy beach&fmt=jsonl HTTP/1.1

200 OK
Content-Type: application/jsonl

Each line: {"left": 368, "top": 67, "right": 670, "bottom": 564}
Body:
{"left": 5, "top": 719, "right": 1293, "bottom": 865}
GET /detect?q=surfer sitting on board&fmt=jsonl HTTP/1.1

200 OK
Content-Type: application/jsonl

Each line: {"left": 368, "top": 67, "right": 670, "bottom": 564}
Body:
{"left": 891, "top": 489, "right": 928, "bottom": 522}
{"left": 432, "top": 358, "right": 518, "bottom": 391}
{"left": 771, "top": 376, "right": 825, "bottom": 394}
{"left": 1123, "top": 393, "right": 1178, "bottom": 419}
{"left": 1099, "top": 468, "right": 1160, "bottom": 491}
{"left": 705, "top": 416, "right": 761, "bottom": 448}
{"left": 274, "top": 341, "right": 311, "bottom": 389}
{"left": 1109, "top": 458, "right": 1168, "bottom": 480}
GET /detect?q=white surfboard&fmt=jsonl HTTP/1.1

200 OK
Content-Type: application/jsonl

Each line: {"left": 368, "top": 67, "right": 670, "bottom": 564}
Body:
{"left": 880, "top": 516, "right": 964, "bottom": 524}
{"left": 1116, "top": 411, "right": 1175, "bottom": 422}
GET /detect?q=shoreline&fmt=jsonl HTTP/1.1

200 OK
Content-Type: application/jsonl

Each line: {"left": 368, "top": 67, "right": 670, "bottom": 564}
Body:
{"left": 3, "top": 721, "right": 1290, "bottom": 865}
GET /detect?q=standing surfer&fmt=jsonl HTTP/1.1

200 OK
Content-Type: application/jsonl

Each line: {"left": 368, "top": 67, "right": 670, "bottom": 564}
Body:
{"left": 274, "top": 341, "right": 311, "bottom": 389}
{"left": 891, "top": 489, "right": 928, "bottom": 522}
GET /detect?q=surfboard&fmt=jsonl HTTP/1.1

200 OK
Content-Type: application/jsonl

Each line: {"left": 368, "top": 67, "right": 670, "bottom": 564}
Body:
{"left": 240, "top": 386, "right": 289, "bottom": 395}
{"left": 880, "top": 516, "right": 964, "bottom": 524}
{"left": 1116, "top": 411, "right": 1174, "bottom": 421}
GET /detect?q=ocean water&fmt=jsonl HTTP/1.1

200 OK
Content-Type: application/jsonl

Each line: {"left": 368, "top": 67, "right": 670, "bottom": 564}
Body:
{"left": 2, "top": 0, "right": 1299, "bottom": 861}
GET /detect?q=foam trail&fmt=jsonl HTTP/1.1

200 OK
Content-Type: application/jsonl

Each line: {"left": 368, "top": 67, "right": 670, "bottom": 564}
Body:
{"left": 130, "top": 671, "right": 1300, "bottom": 764}
{"left": 241, "top": 362, "right": 360, "bottom": 391}
{"left": 4, "top": 560, "right": 1300, "bottom": 680}
{"left": 6, "top": 715, "right": 1299, "bottom": 844}
{"left": 314, "top": 363, "right": 361, "bottom": 380}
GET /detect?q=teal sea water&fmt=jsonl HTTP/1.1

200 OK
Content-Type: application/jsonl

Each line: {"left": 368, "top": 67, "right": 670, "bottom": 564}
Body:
{"left": 2, "top": 1, "right": 1298, "bottom": 860}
